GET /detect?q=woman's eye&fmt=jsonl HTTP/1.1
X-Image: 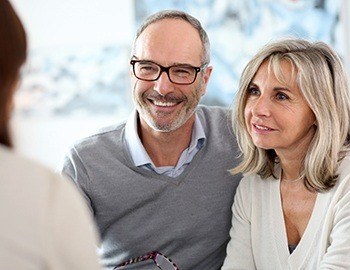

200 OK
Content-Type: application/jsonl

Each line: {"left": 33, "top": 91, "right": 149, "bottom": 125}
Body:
{"left": 248, "top": 87, "right": 260, "bottom": 95}
{"left": 276, "top": 92, "right": 289, "bottom": 100}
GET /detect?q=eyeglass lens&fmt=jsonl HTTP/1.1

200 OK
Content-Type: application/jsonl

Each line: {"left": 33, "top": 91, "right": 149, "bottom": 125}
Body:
{"left": 114, "top": 251, "right": 178, "bottom": 270}
{"left": 155, "top": 254, "right": 177, "bottom": 270}
{"left": 134, "top": 61, "right": 197, "bottom": 84}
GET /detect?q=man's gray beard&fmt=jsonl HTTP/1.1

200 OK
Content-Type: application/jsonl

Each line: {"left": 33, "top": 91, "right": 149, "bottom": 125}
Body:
{"left": 141, "top": 106, "right": 197, "bottom": 132}
{"left": 133, "top": 79, "right": 203, "bottom": 132}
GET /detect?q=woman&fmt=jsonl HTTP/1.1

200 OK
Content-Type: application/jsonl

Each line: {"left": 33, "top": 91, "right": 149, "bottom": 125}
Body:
{"left": 0, "top": 1, "right": 101, "bottom": 269}
{"left": 222, "top": 39, "right": 350, "bottom": 269}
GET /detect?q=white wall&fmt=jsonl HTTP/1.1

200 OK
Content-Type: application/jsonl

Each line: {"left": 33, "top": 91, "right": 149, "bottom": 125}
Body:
{"left": 342, "top": 0, "right": 350, "bottom": 74}
{"left": 11, "top": 116, "right": 123, "bottom": 169}
{"left": 10, "top": 0, "right": 134, "bottom": 169}
{"left": 8, "top": 0, "right": 350, "bottom": 170}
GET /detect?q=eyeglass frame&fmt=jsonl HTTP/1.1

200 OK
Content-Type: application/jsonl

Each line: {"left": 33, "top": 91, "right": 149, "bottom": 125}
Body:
{"left": 130, "top": 59, "right": 208, "bottom": 85}
{"left": 113, "top": 250, "right": 180, "bottom": 270}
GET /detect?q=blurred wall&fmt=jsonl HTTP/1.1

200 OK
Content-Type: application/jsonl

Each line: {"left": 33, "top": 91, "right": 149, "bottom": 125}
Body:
{"left": 9, "top": 0, "right": 350, "bottom": 170}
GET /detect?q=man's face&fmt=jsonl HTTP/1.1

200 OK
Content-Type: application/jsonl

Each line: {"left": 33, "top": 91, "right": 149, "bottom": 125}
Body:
{"left": 131, "top": 19, "right": 212, "bottom": 132}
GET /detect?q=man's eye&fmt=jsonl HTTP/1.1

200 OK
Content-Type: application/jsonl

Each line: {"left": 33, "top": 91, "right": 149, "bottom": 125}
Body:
{"left": 139, "top": 65, "right": 157, "bottom": 73}
{"left": 172, "top": 67, "right": 193, "bottom": 76}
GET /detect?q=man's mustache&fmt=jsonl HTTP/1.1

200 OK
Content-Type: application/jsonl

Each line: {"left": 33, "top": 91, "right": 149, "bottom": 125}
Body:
{"left": 144, "top": 91, "right": 187, "bottom": 103}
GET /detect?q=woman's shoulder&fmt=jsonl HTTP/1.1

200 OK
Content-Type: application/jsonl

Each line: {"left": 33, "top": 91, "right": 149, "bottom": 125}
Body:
{"left": 0, "top": 145, "right": 77, "bottom": 203}
{"left": 0, "top": 145, "right": 55, "bottom": 184}
{"left": 0, "top": 147, "right": 100, "bottom": 270}
{"left": 338, "top": 154, "right": 350, "bottom": 176}
{"left": 334, "top": 154, "right": 350, "bottom": 189}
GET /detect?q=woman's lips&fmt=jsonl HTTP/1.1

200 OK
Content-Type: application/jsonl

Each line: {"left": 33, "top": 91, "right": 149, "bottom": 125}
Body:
{"left": 252, "top": 123, "right": 275, "bottom": 134}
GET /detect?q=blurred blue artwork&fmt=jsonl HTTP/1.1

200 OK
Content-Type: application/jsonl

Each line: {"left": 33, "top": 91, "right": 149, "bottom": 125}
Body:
{"left": 16, "top": 0, "right": 342, "bottom": 117}
{"left": 135, "top": 0, "right": 343, "bottom": 106}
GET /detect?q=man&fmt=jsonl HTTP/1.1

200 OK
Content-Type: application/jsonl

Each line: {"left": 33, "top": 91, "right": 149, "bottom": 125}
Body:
{"left": 62, "top": 10, "right": 241, "bottom": 270}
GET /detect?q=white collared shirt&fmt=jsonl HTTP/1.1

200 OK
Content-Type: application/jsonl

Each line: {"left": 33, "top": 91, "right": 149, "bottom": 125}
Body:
{"left": 124, "top": 110, "right": 206, "bottom": 177}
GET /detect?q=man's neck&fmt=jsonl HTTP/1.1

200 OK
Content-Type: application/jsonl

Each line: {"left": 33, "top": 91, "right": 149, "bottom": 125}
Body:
{"left": 138, "top": 116, "right": 195, "bottom": 167}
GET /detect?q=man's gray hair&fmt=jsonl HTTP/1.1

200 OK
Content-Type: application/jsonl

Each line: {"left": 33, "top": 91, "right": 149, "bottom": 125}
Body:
{"left": 131, "top": 10, "right": 210, "bottom": 64}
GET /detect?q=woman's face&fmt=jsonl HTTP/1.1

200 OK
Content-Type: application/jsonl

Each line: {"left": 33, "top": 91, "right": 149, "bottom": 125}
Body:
{"left": 244, "top": 60, "right": 316, "bottom": 157}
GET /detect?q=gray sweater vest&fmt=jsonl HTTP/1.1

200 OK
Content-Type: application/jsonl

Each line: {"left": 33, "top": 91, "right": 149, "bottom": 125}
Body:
{"left": 62, "top": 105, "right": 241, "bottom": 270}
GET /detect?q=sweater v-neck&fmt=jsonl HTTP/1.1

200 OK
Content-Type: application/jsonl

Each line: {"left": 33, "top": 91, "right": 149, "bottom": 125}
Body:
{"left": 271, "top": 176, "right": 329, "bottom": 269}
{"left": 121, "top": 129, "right": 208, "bottom": 186}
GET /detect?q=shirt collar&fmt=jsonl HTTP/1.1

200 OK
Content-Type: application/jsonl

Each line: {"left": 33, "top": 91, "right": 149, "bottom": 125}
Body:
{"left": 124, "top": 109, "right": 206, "bottom": 167}
{"left": 188, "top": 112, "right": 206, "bottom": 153}
{"left": 124, "top": 110, "right": 152, "bottom": 167}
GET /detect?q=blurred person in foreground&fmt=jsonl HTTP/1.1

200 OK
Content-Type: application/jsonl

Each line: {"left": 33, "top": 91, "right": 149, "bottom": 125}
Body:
{"left": 0, "top": 1, "right": 102, "bottom": 269}
{"left": 222, "top": 39, "right": 350, "bottom": 269}
{"left": 61, "top": 9, "right": 241, "bottom": 270}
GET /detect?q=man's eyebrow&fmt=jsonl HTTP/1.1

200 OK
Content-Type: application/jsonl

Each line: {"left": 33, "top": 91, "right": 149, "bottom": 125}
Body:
{"left": 131, "top": 56, "right": 194, "bottom": 67}
{"left": 131, "top": 56, "right": 155, "bottom": 63}
{"left": 171, "top": 62, "right": 194, "bottom": 66}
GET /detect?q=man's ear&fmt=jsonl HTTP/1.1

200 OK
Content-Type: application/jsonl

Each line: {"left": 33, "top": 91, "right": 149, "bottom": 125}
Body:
{"left": 203, "top": 66, "right": 213, "bottom": 85}
{"left": 200, "top": 66, "right": 213, "bottom": 96}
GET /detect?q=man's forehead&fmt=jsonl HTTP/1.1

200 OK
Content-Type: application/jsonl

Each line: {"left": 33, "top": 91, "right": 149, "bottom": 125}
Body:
{"left": 140, "top": 18, "right": 197, "bottom": 35}
{"left": 134, "top": 19, "right": 203, "bottom": 65}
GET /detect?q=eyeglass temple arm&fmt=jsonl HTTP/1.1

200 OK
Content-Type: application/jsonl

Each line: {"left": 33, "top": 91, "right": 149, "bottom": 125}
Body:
{"left": 114, "top": 251, "right": 157, "bottom": 269}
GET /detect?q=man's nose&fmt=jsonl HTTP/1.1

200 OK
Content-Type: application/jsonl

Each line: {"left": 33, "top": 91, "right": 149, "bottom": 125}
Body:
{"left": 153, "top": 71, "right": 175, "bottom": 96}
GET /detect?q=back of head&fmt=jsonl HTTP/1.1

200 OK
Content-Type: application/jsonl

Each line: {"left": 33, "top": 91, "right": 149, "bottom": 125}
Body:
{"left": 0, "top": 0, "right": 27, "bottom": 147}
{"left": 132, "top": 10, "right": 210, "bottom": 64}
{"left": 233, "top": 38, "right": 350, "bottom": 191}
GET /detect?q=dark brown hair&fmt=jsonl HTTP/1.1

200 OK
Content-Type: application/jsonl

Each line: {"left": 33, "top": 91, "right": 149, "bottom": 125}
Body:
{"left": 0, "top": 0, "right": 27, "bottom": 147}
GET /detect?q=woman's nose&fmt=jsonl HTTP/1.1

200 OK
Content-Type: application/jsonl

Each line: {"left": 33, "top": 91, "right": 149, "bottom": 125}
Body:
{"left": 250, "top": 96, "right": 271, "bottom": 117}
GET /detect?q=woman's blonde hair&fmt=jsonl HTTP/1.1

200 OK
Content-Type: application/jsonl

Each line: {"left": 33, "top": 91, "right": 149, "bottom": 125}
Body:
{"left": 232, "top": 38, "right": 350, "bottom": 191}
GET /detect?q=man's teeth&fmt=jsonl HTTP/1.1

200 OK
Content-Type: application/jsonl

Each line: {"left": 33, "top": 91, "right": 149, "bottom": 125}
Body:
{"left": 255, "top": 125, "right": 271, "bottom": 130}
{"left": 153, "top": 100, "right": 177, "bottom": 107}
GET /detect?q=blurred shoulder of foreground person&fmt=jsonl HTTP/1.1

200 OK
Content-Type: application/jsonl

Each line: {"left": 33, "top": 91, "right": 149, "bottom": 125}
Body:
{"left": 0, "top": 1, "right": 102, "bottom": 269}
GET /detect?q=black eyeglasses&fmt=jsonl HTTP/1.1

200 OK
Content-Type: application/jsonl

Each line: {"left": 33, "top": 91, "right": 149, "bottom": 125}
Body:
{"left": 130, "top": 59, "right": 207, "bottom": 85}
{"left": 114, "top": 251, "right": 179, "bottom": 270}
